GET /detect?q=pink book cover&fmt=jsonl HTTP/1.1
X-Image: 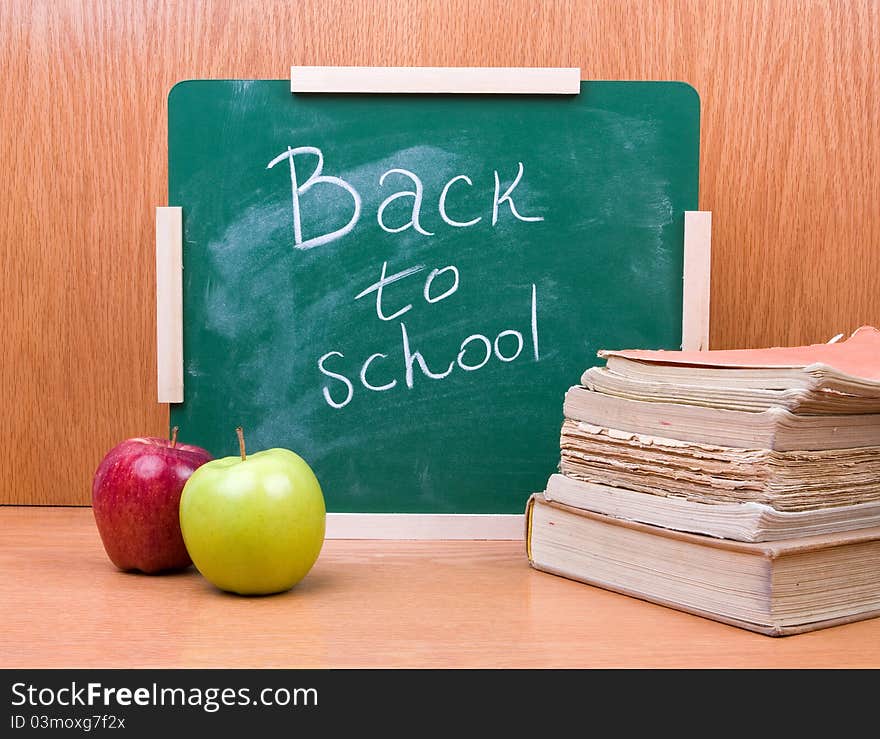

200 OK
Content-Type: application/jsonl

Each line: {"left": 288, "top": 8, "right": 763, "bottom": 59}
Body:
{"left": 599, "top": 326, "right": 880, "bottom": 380}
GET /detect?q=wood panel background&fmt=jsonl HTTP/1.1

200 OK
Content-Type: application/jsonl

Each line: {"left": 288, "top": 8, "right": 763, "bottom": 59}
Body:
{"left": 1, "top": 0, "right": 878, "bottom": 505}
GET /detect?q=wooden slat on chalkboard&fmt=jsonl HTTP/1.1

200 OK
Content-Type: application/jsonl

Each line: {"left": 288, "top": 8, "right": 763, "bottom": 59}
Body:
{"left": 156, "top": 207, "right": 183, "bottom": 403}
{"left": 290, "top": 66, "right": 581, "bottom": 94}
{"left": 683, "top": 211, "right": 712, "bottom": 351}
{"left": 325, "top": 513, "right": 523, "bottom": 540}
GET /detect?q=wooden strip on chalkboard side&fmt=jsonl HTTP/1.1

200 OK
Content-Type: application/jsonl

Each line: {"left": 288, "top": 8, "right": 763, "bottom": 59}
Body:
{"left": 290, "top": 66, "right": 581, "bottom": 94}
{"left": 682, "top": 211, "right": 712, "bottom": 351}
{"left": 156, "top": 207, "right": 184, "bottom": 403}
{"left": 326, "top": 513, "right": 524, "bottom": 540}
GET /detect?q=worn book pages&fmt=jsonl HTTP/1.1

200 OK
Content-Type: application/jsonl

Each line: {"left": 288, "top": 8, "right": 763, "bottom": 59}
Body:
{"left": 558, "top": 419, "right": 880, "bottom": 511}
{"left": 543, "top": 473, "right": 880, "bottom": 541}
{"left": 583, "top": 326, "right": 880, "bottom": 414}
{"left": 582, "top": 365, "right": 880, "bottom": 414}
{"left": 563, "top": 385, "right": 880, "bottom": 450}
{"left": 599, "top": 325, "right": 880, "bottom": 382}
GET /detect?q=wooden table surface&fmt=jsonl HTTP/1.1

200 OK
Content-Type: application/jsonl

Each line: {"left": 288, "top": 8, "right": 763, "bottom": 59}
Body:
{"left": 3, "top": 507, "right": 879, "bottom": 668}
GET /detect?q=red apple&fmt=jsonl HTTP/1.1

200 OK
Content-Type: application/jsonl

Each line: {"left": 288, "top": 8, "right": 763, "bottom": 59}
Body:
{"left": 92, "top": 430, "right": 212, "bottom": 573}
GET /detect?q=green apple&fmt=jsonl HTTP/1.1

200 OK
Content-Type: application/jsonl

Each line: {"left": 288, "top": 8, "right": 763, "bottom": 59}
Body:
{"left": 179, "top": 428, "right": 325, "bottom": 595}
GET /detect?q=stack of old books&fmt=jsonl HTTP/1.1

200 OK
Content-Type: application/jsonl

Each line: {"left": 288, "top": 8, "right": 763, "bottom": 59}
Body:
{"left": 526, "top": 326, "right": 880, "bottom": 635}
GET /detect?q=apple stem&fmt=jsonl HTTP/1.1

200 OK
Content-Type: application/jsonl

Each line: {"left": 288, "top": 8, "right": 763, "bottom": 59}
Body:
{"left": 170, "top": 426, "right": 179, "bottom": 448}
{"left": 236, "top": 426, "right": 246, "bottom": 461}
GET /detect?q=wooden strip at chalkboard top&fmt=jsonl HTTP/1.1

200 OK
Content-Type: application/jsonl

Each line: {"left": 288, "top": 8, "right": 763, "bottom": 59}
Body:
{"left": 290, "top": 66, "right": 581, "bottom": 94}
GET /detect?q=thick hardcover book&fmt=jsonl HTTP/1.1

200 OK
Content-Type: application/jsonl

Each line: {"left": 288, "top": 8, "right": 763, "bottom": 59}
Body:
{"left": 525, "top": 493, "right": 880, "bottom": 636}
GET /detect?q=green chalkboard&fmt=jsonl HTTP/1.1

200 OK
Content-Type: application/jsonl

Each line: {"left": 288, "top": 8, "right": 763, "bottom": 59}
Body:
{"left": 168, "top": 80, "right": 699, "bottom": 514}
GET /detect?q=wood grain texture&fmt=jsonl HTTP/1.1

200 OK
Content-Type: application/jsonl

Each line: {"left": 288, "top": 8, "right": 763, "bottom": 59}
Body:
{"left": 1, "top": 0, "right": 878, "bottom": 504}
{"left": 2, "top": 507, "right": 879, "bottom": 667}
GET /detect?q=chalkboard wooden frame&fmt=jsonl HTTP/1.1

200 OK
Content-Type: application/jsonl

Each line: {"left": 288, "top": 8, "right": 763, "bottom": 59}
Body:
{"left": 159, "top": 73, "right": 705, "bottom": 538}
